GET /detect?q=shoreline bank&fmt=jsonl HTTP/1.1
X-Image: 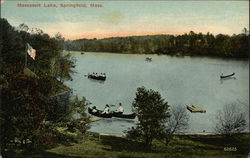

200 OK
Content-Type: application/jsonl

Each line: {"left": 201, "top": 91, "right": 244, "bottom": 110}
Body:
{"left": 88, "top": 131, "right": 250, "bottom": 138}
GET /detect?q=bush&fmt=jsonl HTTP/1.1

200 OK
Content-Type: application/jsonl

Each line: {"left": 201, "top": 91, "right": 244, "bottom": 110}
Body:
{"left": 215, "top": 102, "right": 247, "bottom": 135}
{"left": 165, "top": 105, "right": 189, "bottom": 145}
{"left": 54, "top": 96, "right": 91, "bottom": 134}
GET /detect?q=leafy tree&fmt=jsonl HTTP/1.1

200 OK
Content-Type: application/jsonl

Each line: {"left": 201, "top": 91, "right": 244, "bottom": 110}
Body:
{"left": 0, "top": 18, "right": 75, "bottom": 82}
{"left": 129, "top": 87, "right": 170, "bottom": 148}
{"left": 62, "top": 97, "right": 91, "bottom": 134}
{"left": 0, "top": 19, "right": 25, "bottom": 71}
{"left": 0, "top": 18, "right": 79, "bottom": 150}
{"left": 1, "top": 64, "right": 52, "bottom": 148}
{"left": 56, "top": 54, "right": 76, "bottom": 82}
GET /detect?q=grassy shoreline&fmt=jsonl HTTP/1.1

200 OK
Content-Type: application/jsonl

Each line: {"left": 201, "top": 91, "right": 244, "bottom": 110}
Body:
{"left": 92, "top": 131, "right": 250, "bottom": 137}
{"left": 3, "top": 133, "right": 250, "bottom": 158}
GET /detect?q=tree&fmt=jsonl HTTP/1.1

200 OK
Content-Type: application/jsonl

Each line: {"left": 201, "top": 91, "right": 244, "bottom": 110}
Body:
{"left": 0, "top": 18, "right": 75, "bottom": 82}
{"left": 16, "top": 23, "right": 29, "bottom": 32}
{"left": 241, "top": 27, "right": 249, "bottom": 35}
{"left": 0, "top": 19, "right": 25, "bottom": 71}
{"left": 215, "top": 103, "right": 246, "bottom": 136}
{"left": 54, "top": 53, "right": 76, "bottom": 83}
{"left": 129, "top": 87, "right": 170, "bottom": 148}
{"left": 0, "top": 18, "right": 77, "bottom": 150}
{"left": 165, "top": 105, "right": 189, "bottom": 146}
{"left": 1, "top": 64, "right": 52, "bottom": 149}
{"left": 62, "top": 97, "right": 91, "bottom": 134}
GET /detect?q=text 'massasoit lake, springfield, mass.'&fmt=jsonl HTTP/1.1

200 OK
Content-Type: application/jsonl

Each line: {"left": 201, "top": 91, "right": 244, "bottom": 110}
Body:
{"left": 16, "top": 3, "right": 103, "bottom": 8}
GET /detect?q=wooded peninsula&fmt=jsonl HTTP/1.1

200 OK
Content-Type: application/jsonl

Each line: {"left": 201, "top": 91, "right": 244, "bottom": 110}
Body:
{"left": 65, "top": 31, "right": 249, "bottom": 58}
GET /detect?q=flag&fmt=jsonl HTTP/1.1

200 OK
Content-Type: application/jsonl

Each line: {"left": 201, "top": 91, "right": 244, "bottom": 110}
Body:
{"left": 27, "top": 43, "right": 36, "bottom": 60}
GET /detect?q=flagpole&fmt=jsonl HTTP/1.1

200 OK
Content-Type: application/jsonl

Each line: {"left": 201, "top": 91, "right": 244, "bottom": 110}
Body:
{"left": 25, "top": 44, "right": 27, "bottom": 67}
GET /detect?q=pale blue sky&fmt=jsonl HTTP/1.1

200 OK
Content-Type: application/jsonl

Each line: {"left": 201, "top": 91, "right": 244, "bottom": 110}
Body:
{"left": 1, "top": 1, "right": 249, "bottom": 39}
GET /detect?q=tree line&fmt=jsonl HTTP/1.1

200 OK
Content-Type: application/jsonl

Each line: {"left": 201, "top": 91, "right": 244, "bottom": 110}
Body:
{"left": 65, "top": 30, "right": 249, "bottom": 58}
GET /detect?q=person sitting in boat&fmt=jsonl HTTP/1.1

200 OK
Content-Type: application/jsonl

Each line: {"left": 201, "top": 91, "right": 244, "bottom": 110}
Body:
{"left": 92, "top": 106, "right": 97, "bottom": 113}
{"left": 102, "top": 104, "right": 110, "bottom": 114}
{"left": 115, "top": 103, "right": 124, "bottom": 114}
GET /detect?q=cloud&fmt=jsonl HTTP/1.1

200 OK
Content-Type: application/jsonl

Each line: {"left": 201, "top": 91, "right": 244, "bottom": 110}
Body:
{"left": 5, "top": 5, "right": 246, "bottom": 40}
{"left": 40, "top": 14, "right": 237, "bottom": 40}
{"left": 102, "top": 11, "right": 125, "bottom": 25}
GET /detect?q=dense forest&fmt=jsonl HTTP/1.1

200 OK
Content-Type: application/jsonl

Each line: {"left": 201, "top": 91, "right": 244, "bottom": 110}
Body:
{"left": 65, "top": 30, "right": 249, "bottom": 58}
{"left": 0, "top": 18, "right": 90, "bottom": 150}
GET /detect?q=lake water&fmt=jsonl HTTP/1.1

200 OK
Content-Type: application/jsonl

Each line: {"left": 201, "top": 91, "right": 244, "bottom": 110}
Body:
{"left": 65, "top": 51, "right": 249, "bottom": 134}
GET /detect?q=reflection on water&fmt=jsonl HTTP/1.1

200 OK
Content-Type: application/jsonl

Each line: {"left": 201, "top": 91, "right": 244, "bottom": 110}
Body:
{"left": 87, "top": 78, "right": 106, "bottom": 84}
{"left": 90, "top": 117, "right": 137, "bottom": 134}
{"left": 220, "top": 77, "right": 237, "bottom": 84}
{"left": 65, "top": 51, "right": 249, "bottom": 134}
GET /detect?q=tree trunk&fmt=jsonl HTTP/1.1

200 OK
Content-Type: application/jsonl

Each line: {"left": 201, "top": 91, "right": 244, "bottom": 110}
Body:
{"left": 165, "top": 135, "right": 173, "bottom": 146}
{"left": 145, "top": 136, "right": 152, "bottom": 149}
{"left": 21, "top": 138, "right": 24, "bottom": 147}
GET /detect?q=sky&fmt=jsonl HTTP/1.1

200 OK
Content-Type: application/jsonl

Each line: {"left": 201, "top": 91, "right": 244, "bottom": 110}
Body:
{"left": 1, "top": 0, "right": 249, "bottom": 40}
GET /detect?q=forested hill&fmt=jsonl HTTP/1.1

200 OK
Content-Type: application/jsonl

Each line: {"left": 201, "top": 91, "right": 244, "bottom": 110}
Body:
{"left": 65, "top": 31, "right": 249, "bottom": 58}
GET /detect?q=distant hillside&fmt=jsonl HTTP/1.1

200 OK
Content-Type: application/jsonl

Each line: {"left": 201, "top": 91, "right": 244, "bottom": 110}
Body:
{"left": 65, "top": 32, "right": 249, "bottom": 58}
{"left": 65, "top": 34, "right": 171, "bottom": 54}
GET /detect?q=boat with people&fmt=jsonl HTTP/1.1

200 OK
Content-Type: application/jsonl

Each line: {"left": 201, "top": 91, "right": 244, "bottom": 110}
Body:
{"left": 220, "top": 72, "right": 235, "bottom": 79}
{"left": 88, "top": 73, "right": 106, "bottom": 81}
{"left": 145, "top": 57, "right": 152, "bottom": 62}
{"left": 88, "top": 107, "right": 112, "bottom": 118}
{"left": 88, "top": 107, "right": 136, "bottom": 119}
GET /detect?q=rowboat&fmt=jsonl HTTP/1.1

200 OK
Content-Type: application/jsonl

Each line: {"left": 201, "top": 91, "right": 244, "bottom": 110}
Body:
{"left": 88, "top": 74, "right": 106, "bottom": 81}
{"left": 220, "top": 72, "right": 235, "bottom": 79}
{"left": 112, "top": 112, "right": 136, "bottom": 119}
{"left": 88, "top": 107, "right": 112, "bottom": 118}
{"left": 145, "top": 57, "right": 152, "bottom": 62}
{"left": 88, "top": 107, "right": 136, "bottom": 119}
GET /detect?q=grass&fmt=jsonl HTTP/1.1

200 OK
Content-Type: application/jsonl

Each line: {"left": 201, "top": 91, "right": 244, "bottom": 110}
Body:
{"left": 3, "top": 133, "right": 250, "bottom": 158}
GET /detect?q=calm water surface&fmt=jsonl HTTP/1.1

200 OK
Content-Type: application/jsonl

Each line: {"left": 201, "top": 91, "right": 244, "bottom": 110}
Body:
{"left": 65, "top": 51, "right": 249, "bottom": 134}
